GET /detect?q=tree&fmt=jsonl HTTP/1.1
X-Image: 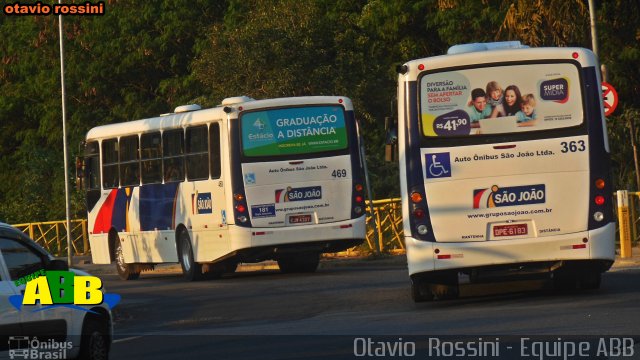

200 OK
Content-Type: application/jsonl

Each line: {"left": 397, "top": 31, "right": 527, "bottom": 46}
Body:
{"left": 0, "top": 1, "right": 227, "bottom": 223}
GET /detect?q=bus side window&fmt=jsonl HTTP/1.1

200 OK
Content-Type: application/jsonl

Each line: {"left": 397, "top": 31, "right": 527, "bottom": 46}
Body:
{"left": 186, "top": 125, "right": 209, "bottom": 181}
{"left": 85, "top": 141, "right": 101, "bottom": 190}
{"left": 102, "top": 138, "right": 119, "bottom": 189}
{"left": 119, "top": 135, "right": 140, "bottom": 187}
{"left": 163, "top": 129, "right": 185, "bottom": 183}
{"left": 141, "top": 132, "right": 162, "bottom": 185}
{"left": 210, "top": 123, "right": 221, "bottom": 179}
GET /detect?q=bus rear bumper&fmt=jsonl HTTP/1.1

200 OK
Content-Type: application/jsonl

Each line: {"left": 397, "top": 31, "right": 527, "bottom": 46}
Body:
{"left": 226, "top": 216, "right": 366, "bottom": 260}
{"left": 406, "top": 222, "right": 615, "bottom": 277}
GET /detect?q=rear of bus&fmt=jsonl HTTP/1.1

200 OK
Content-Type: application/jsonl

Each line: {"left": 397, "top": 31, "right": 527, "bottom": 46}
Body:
{"left": 398, "top": 44, "right": 615, "bottom": 300}
{"left": 226, "top": 97, "right": 366, "bottom": 270}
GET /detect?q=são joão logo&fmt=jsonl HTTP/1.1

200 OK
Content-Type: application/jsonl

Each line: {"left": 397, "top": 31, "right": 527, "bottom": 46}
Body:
{"left": 8, "top": 271, "right": 120, "bottom": 313}
{"left": 473, "top": 184, "right": 546, "bottom": 209}
{"left": 275, "top": 186, "right": 322, "bottom": 203}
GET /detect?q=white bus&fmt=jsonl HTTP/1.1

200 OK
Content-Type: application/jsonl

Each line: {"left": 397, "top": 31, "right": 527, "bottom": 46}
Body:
{"left": 79, "top": 96, "right": 367, "bottom": 280}
{"left": 396, "top": 42, "right": 615, "bottom": 301}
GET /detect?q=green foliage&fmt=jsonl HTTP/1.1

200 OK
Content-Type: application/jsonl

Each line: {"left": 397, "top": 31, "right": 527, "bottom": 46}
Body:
{"left": 0, "top": 0, "right": 639, "bottom": 222}
{"left": 0, "top": 0, "right": 226, "bottom": 223}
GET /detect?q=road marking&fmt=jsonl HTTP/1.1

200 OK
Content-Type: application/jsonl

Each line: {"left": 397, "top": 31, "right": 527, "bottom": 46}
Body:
{"left": 114, "top": 336, "right": 143, "bottom": 343}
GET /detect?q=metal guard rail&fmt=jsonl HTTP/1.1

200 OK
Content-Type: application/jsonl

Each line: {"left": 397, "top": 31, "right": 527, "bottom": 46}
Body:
{"left": 11, "top": 193, "right": 637, "bottom": 257}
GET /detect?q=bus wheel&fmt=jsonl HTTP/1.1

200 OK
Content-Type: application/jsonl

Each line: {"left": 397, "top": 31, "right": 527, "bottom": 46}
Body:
{"left": 178, "top": 229, "right": 203, "bottom": 281}
{"left": 277, "top": 252, "right": 320, "bottom": 273}
{"left": 431, "top": 283, "right": 459, "bottom": 300}
{"left": 225, "top": 261, "right": 239, "bottom": 274}
{"left": 411, "top": 280, "right": 434, "bottom": 302}
{"left": 411, "top": 272, "right": 458, "bottom": 302}
{"left": 579, "top": 271, "right": 601, "bottom": 290}
{"left": 114, "top": 238, "right": 140, "bottom": 281}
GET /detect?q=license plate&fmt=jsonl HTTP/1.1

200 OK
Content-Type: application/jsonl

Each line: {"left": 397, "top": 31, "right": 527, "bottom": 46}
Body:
{"left": 289, "top": 214, "right": 312, "bottom": 224}
{"left": 493, "top": 223, "right": 528, "bottom": 237}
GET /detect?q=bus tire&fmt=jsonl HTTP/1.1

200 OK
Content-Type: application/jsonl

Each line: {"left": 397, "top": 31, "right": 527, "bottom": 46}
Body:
{"left": 114, "top": 237, "right": 140, "bottom": 281}
{"left": 225, "top": 261, "right": 239, "bottom": 274}
{"left": 277, "top": 253, "right": 320, "bottom": 273}
{"left": 411, "top": 272, "right": 459, "bottom": 302}
{"left": 178, "top": 229, "right": 204, "bottom": 281}
{"left": 431, "top": 283, "right": 459, "bottom": 300}
{"left": 411, "top": 280, "right": 434, "bottom": 302}
{"left": 579, "top": 271, "right": 601, "bottom": 290}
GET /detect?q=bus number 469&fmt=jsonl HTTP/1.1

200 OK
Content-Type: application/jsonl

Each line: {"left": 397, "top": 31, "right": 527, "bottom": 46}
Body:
{"left": 332, "top": 169, "right": 347, "bottom": 178}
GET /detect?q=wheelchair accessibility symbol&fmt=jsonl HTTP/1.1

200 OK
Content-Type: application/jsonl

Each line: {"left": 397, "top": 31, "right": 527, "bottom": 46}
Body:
{"left": 426, "top": 153, "right": 451, "bottom": 179}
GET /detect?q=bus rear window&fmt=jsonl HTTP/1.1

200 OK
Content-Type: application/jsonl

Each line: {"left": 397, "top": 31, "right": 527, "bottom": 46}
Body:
{"left": 240, "top": 105, "right": 348, "bottom": 157}
{"left": 419, "top": 62, "right": 584, "bottom": 137}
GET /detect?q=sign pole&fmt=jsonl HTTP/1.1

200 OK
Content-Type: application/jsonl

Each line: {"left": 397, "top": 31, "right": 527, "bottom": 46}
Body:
{"left": 58, "top": 3, "right": 73, "bottom": 266}
{"left": 629, "top": 119, "right": 640, "bottom": 191}
{"left": 617, "top": 190, "right": 632, "bottom": 258}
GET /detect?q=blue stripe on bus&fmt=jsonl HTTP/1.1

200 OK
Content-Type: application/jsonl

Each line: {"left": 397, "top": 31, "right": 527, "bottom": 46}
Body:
{"left": 111, "top": 188, "right": 130, "bottom": 232}
{"left": 139, "top": 183, "right": 180, "bottom": 231}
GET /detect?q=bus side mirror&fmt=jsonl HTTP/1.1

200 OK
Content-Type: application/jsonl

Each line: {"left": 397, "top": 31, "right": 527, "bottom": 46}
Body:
{"left": 75, "top": 156, "right": 84, "bottom": 190}
{"left": 384, "top": 117, "right": 398, "bottom": 162}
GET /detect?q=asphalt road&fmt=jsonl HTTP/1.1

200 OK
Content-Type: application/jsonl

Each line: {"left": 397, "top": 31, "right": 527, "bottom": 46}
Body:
{"left": 100, "top": 258, "right": 640, "bottom": 359}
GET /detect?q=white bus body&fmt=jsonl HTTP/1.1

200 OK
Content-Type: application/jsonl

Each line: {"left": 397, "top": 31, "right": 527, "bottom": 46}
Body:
{"left": 397, "top": 44, "right": 615, "bottom": 301}
{"left": 81, "top": 96, "right": 366, "bottom": 280}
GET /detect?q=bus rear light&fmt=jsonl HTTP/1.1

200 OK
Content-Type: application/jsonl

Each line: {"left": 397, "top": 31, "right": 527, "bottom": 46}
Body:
{"left": 413, "top": 208, "right": 426, "bottom": 219}
{"left": 572, "top": 52, "right": 579, "bottom": 59}
{"left": 593, "top": 211, "right": 604, "bottom": 222}
{"left": 234, "top": 193, "right": 245, "bottom": 201}
{"left": 417, "top": 224, "right": 428, "bottom": 235}
{"left": 340, "top": 224, "right": 353, "bottom": 229}
{"left": 237, "top": 215, "right": 248, "bottom": 223}
{"left": 354, "top": 206, "right": 363, "bottom": 215}
{"left": 355, "top": 195, "right": 364, "bottom": 203}
{"left": 235, "top": 204, "right": 247, "bottom": 213}
{"left": 338, "top": 98, "right": 344, "bottom": 104}
{"left": 355, "top": 184, "right": 364, "bottom": 192}
{"left": 572, "top": 244, "right": 587, "bottom": 249}
{"left": 594, "top": 195, "right": 605, "bottom": 206}
{"left": 410, "top": 192, "right": 423, "bottom": 203}
{"left": 418, "top": 64, "right": 425, "bottom": 71}
{"left": 437, "top": 253, "right": 462, "bottom": 259}
{"left": 595, "top": 178, "right": 605, "bottom": 189}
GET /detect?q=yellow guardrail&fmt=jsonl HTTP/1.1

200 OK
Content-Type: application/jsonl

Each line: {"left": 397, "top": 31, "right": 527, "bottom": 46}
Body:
{"left": 365, "top": 198, "right": 404, "bottom": 253}
{"left": 12, "top": 193, "right": 638, "bottom": 258}
{"left": 10, "top": 201, "right": 407, "bottom": 257}
{"left": 11, "top": 220, "right": 89, "bottom": 257}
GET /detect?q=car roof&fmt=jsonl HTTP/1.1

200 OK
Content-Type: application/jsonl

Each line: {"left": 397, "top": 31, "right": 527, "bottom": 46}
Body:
{"left": 0, "top": 222, "right": 53, "bottom": 258}
{"left": 0, "top": 222, "right": 25, "bottom": 238}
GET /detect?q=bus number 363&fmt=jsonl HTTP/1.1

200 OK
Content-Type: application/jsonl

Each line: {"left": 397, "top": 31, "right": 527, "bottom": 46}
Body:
{"left": 560, "top": 140, "right": 586, "bottom": 153}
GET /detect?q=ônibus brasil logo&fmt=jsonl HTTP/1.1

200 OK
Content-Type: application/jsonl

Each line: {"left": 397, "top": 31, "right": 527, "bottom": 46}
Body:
{"left": 9, "top": 270, "right": 120, "bottom": 313}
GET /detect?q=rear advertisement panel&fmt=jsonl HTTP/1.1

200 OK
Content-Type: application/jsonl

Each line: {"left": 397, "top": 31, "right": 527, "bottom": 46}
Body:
{"left": 419, "top": 62, "right": 584, "bottom": 136}
{"left": 241, "top": 105, "right": 348, "bottom": 157}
